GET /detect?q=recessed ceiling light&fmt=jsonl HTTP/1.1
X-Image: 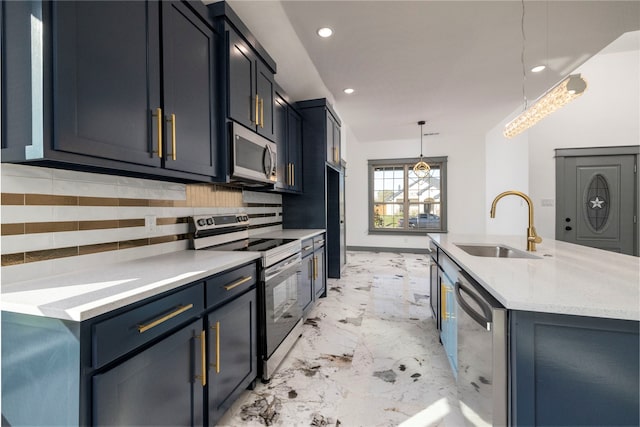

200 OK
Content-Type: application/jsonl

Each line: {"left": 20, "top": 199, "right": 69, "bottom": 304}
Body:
{"left": 343, "top": 88, "right": 354, "bottom": 94}
{"left": 531, "top": 65, "right": 546, "bottom": 73}
{"left": 317, "top": 27, "right": 333, "bottom": 38}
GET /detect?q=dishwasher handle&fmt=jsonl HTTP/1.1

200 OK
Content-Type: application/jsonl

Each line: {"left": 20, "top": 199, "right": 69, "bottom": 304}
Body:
{"left": 455, "top": 280, "right": 493, "bottom": 331}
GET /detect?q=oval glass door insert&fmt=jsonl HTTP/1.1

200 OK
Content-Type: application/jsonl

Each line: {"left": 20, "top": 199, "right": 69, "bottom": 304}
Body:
{"left": 584, "top": 174, "right": 610, "bottom": 232}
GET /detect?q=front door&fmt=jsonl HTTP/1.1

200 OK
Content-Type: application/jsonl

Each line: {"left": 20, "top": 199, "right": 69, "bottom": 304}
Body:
{"left": 556, "top": 149, "right": 638, "bottom": 255}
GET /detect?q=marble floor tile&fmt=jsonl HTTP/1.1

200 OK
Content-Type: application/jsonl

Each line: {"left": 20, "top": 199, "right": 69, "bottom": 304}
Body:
{"left": 217, "top": 251, "right": 463, "bottom": 427}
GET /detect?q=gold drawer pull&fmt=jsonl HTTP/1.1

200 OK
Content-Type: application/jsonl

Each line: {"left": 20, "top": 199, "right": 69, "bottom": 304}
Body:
{"left": 137, "top": 303, "right": 194, "bottom": 333}
{"left": 224, "top": 276, "right": 252, "bottom": 291}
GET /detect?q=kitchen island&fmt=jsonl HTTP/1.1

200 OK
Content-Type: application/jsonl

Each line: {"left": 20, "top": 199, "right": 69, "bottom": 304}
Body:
{"left": 428, "top": 233, "right": 639, "bottom": 426}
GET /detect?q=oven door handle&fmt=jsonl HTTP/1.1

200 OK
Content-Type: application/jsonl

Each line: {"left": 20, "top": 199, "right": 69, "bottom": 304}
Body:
{"left": 265, "top": 259, "right": 302, "bottom": 283}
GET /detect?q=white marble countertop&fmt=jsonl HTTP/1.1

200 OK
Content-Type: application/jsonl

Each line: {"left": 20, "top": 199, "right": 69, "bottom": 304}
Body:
{"left": 0, "top": 251, "right": 261, "bottom": 322}
{"left": 428, "top": 234, "right": 640, "bottom": 321}
{"left": 254, "top": 229, "right": 325, "bottom": 240}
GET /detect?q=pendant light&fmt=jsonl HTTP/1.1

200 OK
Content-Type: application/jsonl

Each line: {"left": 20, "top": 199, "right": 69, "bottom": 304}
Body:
{"left": 413, "top": 121, "right": 430, "bottom": 178}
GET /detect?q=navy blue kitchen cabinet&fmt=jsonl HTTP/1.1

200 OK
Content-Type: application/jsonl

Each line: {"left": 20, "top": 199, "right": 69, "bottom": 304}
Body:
{"left": 299, "top": 238, "right": 315, "bottom": 315}
{"left": 207, "top": 289, "right": 257, "bottom": 425}
{"left": 326, "top": 111, "right": 342, "bottom": 168}
{"left": 312, "top": 235, "right": 327, "bottom": 299}
{"left": 510, "top": 311, "right": 639, "bottom": 426}
{"left": 1, "top": 1, "right": 223, "bottom": 182}
{"left": 1, "top": 261, "right": 259, "bottom": 426}
{"left": 93, "top": 319, "right": 205, "bottom": 426}
{"left": 274, "top": 86, "right": 303, "bottom": 193}
{"left": 212, "top": 2, "right": 276, "bottom": 142}
{"left": 283, "top": 99, "right": 345, "bottom": 279}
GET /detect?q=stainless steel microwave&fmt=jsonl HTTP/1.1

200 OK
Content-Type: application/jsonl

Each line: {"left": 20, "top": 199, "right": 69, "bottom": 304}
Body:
{"left": 231, "top": 122, "right": 277, "bottom": 185}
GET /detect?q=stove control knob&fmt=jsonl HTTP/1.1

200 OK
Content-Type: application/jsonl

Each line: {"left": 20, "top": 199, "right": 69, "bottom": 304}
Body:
{"left": 206, "top": 217, "right": 214, "bottom": 225}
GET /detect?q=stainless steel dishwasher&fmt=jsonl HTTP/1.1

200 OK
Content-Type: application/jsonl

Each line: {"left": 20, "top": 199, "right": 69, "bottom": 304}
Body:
{"left": 455, "top": 271, "right": 507, "bottom": 427}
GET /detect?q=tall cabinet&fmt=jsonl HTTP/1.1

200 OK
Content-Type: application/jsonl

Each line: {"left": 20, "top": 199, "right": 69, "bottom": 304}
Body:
{"left": 283, "top": 98, "right": 345, "bottom": 279}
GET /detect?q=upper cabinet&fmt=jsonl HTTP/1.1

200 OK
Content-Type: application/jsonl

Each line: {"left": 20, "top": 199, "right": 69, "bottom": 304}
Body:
{"left": 212, "top": 2, "right": 277, "bottom": 143}
{"left": 273, "top": 88, "right": 302, "bottom": 193}
{"left": 1, "top": 1, "right": 224, "bottom": 182}
{"left": 326, "top": 111, "right": 342, "bottom": 168}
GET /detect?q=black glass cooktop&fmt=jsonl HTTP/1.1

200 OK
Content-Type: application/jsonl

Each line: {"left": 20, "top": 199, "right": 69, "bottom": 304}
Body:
{"left": 212, "top": 238, "right": 297, "bottom": 253}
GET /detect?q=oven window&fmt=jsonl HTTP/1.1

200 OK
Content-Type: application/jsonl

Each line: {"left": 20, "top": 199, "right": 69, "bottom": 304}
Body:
{"left": 272, "top": 275, "right": 297, "bottom": 322}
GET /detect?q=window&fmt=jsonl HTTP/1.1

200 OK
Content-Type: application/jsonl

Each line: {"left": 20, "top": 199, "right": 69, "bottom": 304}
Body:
{"left": 368, "top": 157, "right": 447, "bottom": 233}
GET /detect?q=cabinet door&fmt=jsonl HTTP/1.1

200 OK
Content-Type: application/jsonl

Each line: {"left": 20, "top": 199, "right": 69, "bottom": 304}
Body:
{"left": 207, "top": 290, "right": 257, "bottom": 426}
{"left": 161, "top": 1, "right": 218, "bottom": 177}
{"left": 313, "top": 249, "right": 326, "bottom": 299}
{"left": 93, "top": 319, "right": 204, "bottom": 426}
{"left": 256, "top": 60, "right": 275, "bottom": 141}
{"left": 53, "top": 1, "right": 161, "bottom": 167}
{"left": 273, "top": 94, "right": 288, "bottom": 189}
{"left": 326, "top": 111, "right": 334, "bottom": 164}
{"left": 299, "top": 255, "right": 314, "bottom": 314}
{"left": 227, "top": 28, "right": 255, "bottom": 130}
{"left": 333, "top": 119, "right": 341, "bottom": 166}
{"left": 287, "top": 108, "right": 303, "bottom": 192}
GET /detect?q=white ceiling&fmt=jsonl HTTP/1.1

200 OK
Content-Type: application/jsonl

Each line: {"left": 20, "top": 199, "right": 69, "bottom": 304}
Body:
{"left": 222, "top": 1, "right": 640, "bottom": 143}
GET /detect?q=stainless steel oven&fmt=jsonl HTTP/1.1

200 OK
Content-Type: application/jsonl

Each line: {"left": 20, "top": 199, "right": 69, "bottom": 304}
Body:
{"left": 262, "top": 253, "right": 303, "bottom": 381}
{"left": 190, "top": 213, "right": 303, "bottom": 382}
{"left": 231, "top": 122, "right": 277, "bottom": 185}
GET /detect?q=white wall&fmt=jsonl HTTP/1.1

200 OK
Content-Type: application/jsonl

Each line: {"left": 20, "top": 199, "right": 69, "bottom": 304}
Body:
{"left": 484, "top": 32, "right": 639, "bottom": 239}
{"left": 345, "top": 131, "right": 486, "bottom": 250}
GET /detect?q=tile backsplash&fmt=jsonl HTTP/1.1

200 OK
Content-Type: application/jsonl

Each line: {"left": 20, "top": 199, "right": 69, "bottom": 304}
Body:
{"left": 1, "top": 164, "right": 282, "bottom": 284}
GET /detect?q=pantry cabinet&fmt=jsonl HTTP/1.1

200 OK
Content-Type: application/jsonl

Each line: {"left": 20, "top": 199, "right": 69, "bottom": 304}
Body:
{"left": 1, "top": 0, "right": 223, "bottom": 182}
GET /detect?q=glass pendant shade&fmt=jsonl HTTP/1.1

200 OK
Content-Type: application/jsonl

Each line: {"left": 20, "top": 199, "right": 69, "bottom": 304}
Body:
{"left": 413, "top": 121, "right": 430, "bottom": 178}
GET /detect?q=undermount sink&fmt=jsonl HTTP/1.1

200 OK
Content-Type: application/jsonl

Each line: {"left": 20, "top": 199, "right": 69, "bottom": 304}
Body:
{"left": 455, "top": 244, "right": 541, "bottom": 259}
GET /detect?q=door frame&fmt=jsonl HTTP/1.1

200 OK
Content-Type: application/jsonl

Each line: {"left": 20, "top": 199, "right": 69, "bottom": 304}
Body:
{"left": 555, "top": 145, "right": 639, "bottom": 256}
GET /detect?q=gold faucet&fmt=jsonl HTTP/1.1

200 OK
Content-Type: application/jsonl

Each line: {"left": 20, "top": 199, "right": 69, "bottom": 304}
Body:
{"left": 490, "top": 190, "right": 543, "bottom": 251}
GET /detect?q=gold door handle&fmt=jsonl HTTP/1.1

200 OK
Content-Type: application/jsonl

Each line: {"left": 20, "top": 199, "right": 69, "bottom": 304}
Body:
{"left": 137, "top": 303, "right": 193, "bottom": 333}
{"left": 152, "top": 107, "right": 163, "bottom": 158}
{"left": 167, "top": 113, "right": 176, "bottom": 160}
{"left": 291, "top": 163, "right": 295, "bottom": 187}
{"left": 288, "top": 163, "right": 292, "bottom": 186}
{"left": 223, "top": 276, "right": 252, "bottom": 291}
{"left": 255, "top": 95, "right": 259, "bottom": 125}
{"left": 210, "top": 321, "right": 220, "bottom": 373}
{"left": 194, "top": 330, "right": 206, "bottom": 387}
{"left": 313, "top": 256, "right": 318, "bottom": 280}
{"left": 440, "top": 284, "right": 447, "bottom": 321}
{"left": 260, "top": 98, "right": 264, "bottom": 128}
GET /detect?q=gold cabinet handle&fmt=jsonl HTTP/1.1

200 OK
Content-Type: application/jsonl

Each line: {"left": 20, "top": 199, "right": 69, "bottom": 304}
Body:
{"left": 194, "top": 330, "right": 206, "bottom": 387}
{"left": 291, "top": 163, "right": 295, "bottom": 186}
{"left": 167, "top": 113, "right": 176, "bottom": 160}
{"left": 137, "top": 303, "right": 194, "bottom": 333}
{"left": 287, "top": 163, "right": 292, "bottom": 186}
{"left": 152, "top": 107, "right": 163, "bottom": 158}
{"left": 260, "top": 98, "right": 264, "bottom": 128}
{"left": 224, "top": 276, "right": 252, "bottom": 291}
{"left": 313, "top": 256, "right": 318, "bottom": 280}
{"left": 210, "top": 321, "right": 220, "bottom": 374}
{"left": 440, "top": 283, "right": 447, "bottom": 321}
{"left": 255, "top": 95, "right": 259, "bottom": 125}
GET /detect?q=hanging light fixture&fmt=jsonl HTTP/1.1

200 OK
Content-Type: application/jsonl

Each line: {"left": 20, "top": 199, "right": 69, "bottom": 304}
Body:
{"left": 503, "top": 0, "right": 588, "bottom": 139}
{"left": 504, "top": 74, "right": 587, "bottom": 138}
{"left": 413, "top": 121, "right": 430, "bottom": 178}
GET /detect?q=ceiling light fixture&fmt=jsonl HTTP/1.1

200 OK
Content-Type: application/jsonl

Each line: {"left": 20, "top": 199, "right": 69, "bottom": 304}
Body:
{"left": 504, "top": 73, "right": 587, "bottom": 138}
{"left": 531, "top": 65, "right": 546, "bottom": 73}
{"left": 343, "top": 88, "right": 354, "bottom": 94}
{"left": 413, "top": 121, "right": 430, "bottom": 178}
{"left": 504, "top": 0, "right": 587, "bottom": 139}
{"left": 317, "top": 27, "right": 333, "bottom": 38}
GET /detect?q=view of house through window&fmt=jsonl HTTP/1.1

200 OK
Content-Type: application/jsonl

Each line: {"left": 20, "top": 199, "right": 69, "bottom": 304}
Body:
{"left": 369, "top": 157, "right": 447, "bottom": 233}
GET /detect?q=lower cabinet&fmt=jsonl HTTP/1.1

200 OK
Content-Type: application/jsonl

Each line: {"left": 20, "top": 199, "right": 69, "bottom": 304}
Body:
{"left": 313, "top": 245, "right": 326, "bottom": 299}
{"left": 207, "top": 289, "right": 257, "bottom": 425}
{"left": 298, "top": 234, "right": 326, "bottom": 317}
{"left": 93, "top": 319, "right": 205, "bottom": 426}
{"left": 1, "top": 262, "right": 259, "bottom": 426}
